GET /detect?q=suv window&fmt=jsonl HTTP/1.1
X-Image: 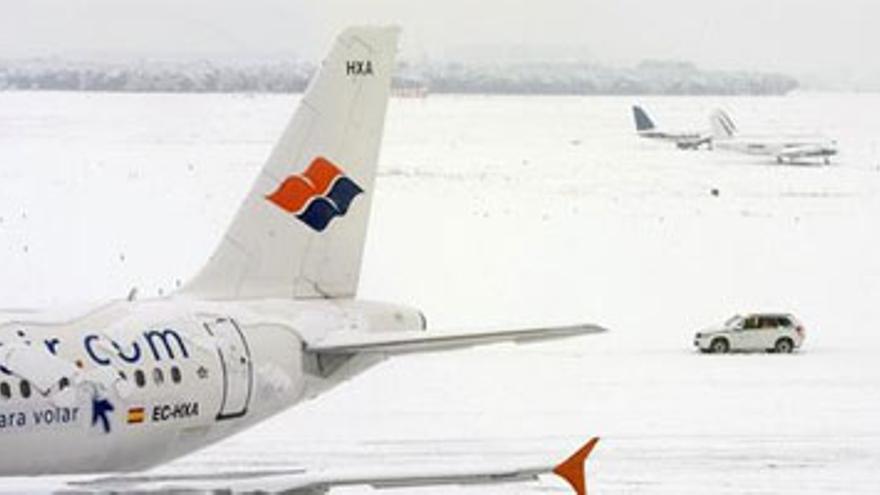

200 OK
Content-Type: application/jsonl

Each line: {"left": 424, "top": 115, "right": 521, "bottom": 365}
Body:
{"left": 759, "top": 317, "right": 779, "bottom": 329}
{"left": 743, "top": 316, "right": 761, "bottom": 330}
{"left": 777, "top": 317, "right": 792, "bottom": 327}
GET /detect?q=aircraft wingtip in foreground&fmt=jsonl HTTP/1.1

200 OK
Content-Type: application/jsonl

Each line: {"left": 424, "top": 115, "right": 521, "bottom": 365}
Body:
{"left": 554, "top": 436, "right": 601, "bottom": 495}
{"left": 62, "top": 436, "right": 602, "bottom": 493}
{"left": 0, "top": 25, "right": 604, "bottom": 493}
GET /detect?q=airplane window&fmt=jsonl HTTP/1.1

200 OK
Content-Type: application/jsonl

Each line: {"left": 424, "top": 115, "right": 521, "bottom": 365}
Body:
{"left": 0, "top": 382, "right": 9, "bottom": 399}
{"left": 170, "top": 366, "right": 182, "bottom": 384}
{"left": 59, "top": 377, "right": 70, "bottom": 390}
{"left": 20, "top": 380, "right": 31, "bottom": 399}
{"left": 134, "top": 369, "right": 146, "bottom": 388}
{"left": 153, "top": 368, "right": 164, "bottom": 385}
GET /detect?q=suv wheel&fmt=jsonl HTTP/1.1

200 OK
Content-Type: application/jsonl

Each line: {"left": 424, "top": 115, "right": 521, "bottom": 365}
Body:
{"left": 774, "top": 338, "right": 794, "bottom": 354}
{"left": 710, "top": 338, "right": 730, "bottom": 354}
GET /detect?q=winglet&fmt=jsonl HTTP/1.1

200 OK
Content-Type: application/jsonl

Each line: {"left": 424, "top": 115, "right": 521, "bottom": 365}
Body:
{"left": 553, "top": 437, "right": 600, "bottom": 495}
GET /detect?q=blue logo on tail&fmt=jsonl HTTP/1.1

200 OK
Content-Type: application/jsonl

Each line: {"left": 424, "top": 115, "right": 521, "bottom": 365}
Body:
{"left": 266, "top": 157, "right": 364, "bottom": 232}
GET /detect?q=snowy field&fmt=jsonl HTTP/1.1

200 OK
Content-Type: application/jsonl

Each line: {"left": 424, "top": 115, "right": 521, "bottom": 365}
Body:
{"left": 1, "top": 91, "right": 880, "bottom": 493}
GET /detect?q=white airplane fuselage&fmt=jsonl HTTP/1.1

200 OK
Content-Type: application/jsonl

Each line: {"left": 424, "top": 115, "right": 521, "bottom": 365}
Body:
{"left": 0, "top": 298, "right": 423, "bottom": 475}
{"left": 714, "top": 135, "right": 838, "bottom": 159}
{"left": 708, "top": 109, "right": 838, "bottom": 163}
{"left": 638, "top": 130, "right": 699, "bottom": 141}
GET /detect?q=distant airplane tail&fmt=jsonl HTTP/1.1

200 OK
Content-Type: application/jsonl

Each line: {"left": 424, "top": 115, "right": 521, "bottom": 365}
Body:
{"left": 709, "top": 109, "right": 737, "bottom": 140}
{"left": 182, "top": 26, "right": 400, "bottom": 300}
{"left": 632, "top": 105, "right": 656, "bottom": 132}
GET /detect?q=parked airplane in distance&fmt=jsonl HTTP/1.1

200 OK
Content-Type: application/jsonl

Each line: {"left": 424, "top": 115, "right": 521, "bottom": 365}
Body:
{"left": 632, "top": 105, "right": 712, "bottom": 149}
{"left": 709, "top": 108, "right": 838, "bottom": 165}
{"left": 0, "top": 26, "right": 604, "bottom": 493}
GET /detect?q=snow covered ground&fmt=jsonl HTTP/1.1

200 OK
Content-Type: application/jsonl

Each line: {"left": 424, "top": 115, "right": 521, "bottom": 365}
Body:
{"left": 1, "top": 91, "right": 880, "bottom": 493}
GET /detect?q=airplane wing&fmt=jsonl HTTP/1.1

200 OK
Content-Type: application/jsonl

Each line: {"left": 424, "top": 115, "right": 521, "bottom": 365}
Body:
{"left": 675, "top": 135, "right": 713, "bottom": 149}
{"left": 305, "top": 324, "right": 606, "bottom": 355}
{"left": 67, "top": 438, "right": 600, "bottom": 494}
{"left": 777, "top": 144, "right": 837, "bottom": 159}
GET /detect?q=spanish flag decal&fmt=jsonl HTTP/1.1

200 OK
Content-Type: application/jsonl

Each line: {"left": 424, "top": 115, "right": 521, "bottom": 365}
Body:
{"left": 127, "top": 407, "right": 145, "bottom": 424}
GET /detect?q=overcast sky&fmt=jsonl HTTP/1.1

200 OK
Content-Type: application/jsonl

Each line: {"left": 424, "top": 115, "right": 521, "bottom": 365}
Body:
{"left": 1, "top": 0, "right": 877, "bottom": 87}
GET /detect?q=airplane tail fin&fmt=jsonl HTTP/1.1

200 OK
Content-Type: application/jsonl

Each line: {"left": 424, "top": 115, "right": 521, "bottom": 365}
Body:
{"left": 182, "top": 26, "right": 400, "bottom": 300}
{"left": 709, "top": 109, "right": 737, "bottom": 140}
{"left": 632, "top": 105, "right": 656, "bottom": 132}
{"left": 554, "top": 437, "right": 600, "bottom": 495}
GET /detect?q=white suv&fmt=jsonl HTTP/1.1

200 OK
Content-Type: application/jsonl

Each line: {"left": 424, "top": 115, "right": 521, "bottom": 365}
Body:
{"left": 694, "top": 313, "right": 806, "bottom": 353}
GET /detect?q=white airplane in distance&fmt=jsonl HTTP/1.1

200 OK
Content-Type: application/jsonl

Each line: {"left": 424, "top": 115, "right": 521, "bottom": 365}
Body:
{"left": 632, "top": 105, "right": 712, "bottom": 150}
{"left": 0, "top": 26, "right": 605, "bottom": 494}
{"left": 709, "top": 108, "right": 839, "bottom": 165}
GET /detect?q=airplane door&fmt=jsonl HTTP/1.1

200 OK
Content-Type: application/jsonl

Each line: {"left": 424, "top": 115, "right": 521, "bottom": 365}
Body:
{"left": 204, "top": 317, "right": 253, "bottom": 420}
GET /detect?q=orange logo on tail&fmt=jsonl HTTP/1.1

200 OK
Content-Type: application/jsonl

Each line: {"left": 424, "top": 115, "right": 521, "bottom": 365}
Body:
{"left": 266, "top": 157, "right": 364, "bottom": 232}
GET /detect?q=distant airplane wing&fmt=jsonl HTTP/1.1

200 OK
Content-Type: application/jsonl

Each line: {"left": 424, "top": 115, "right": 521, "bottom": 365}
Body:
{"left": 305, "top": 324, "right": 606, "bottom": 355}
{"left": 777, "top": 144, "right": 837, "bottom": 159}
{"left": 675, "top": 135, "right": 713, "bottom": 149}
{"left": 69, "top": 438, "right": 600, "bottom": 495}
